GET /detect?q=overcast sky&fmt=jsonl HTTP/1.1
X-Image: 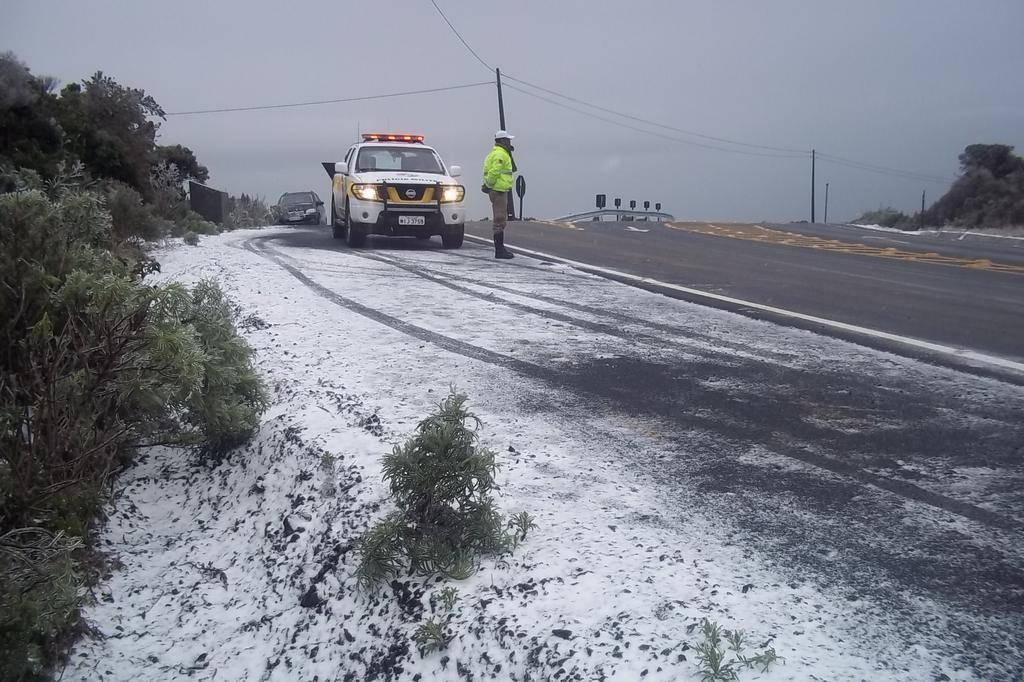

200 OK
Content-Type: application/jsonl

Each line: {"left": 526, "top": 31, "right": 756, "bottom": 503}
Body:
{"left": 3, "top": 0, "right": 1023, "bottom": 221}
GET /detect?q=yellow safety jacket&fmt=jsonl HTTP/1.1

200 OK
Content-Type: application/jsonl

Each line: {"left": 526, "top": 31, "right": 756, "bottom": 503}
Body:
{"left": 483, "top": 145, "right": 514, "bottom": 193}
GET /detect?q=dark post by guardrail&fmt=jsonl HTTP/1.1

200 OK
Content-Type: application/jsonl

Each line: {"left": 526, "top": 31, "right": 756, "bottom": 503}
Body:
{"left": 189, "top": 181, "right": 228, "bottom": 224}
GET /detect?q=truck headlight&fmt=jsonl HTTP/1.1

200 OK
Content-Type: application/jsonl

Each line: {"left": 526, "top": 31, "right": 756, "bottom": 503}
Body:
{"left": 352, "top": 184, "right": 382, "bottom": 201}
{"left": 440, "top": 185, "right": 465, "bottom": 203}
{"left": 304, "top": 208, "right": 316, "bottom": 215}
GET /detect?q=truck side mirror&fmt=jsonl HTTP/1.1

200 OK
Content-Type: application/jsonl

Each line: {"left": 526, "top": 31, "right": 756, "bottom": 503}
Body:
{"left": 334, "top": 162, "right": 347, "bottom": 175}
{"left": 450, "top": 165, "right": 462, "bottom": 177}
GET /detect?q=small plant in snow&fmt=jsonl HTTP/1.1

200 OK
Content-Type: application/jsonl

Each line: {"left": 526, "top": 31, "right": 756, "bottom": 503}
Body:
{"left": 356, "top": 390, "right": 529, "bottom": 586}
{"left": 319, "top": 451, "right": 337, "bottom": 498}
{"left": 183, "top": 230, "right": 199, "bottom": 245}
{"left": 414, "top": 618, "right": 452, "bottom": 654}
{"left": 695, "top": 619, "right": 738, "bottom": 681}
{"left": 510, "top": 511, "right": 537, "bottom": 542}
{"left": 694, "top": 619, "right": 781, "bottom": 681}
{"left": 438, "top": 586, "right": 460, "bottom": 611}
{"left": 239, "top": 312, "right": 271, "bottom": 331}
{"left": 415, "top": 587, "right": 461, "bottom": 656}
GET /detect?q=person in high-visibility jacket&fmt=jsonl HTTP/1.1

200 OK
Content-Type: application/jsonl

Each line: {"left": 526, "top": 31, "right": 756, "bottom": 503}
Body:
{"left": 482, "top": 130, "right": 516, "bottom": 259}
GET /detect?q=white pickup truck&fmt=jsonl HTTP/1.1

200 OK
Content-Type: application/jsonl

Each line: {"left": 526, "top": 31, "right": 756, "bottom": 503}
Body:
{"left": 323, "top": 133, "right": 466, "bottom": 248}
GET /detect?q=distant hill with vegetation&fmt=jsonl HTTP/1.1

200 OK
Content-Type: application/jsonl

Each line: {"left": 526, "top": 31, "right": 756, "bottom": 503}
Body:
{"left": 854, "top": 144, "right": 1024, "bottom": 230}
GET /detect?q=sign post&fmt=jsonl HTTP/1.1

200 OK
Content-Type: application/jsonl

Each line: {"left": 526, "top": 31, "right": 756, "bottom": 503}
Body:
{"left": 515, "top": 175, "right": 527, "bottom": 222}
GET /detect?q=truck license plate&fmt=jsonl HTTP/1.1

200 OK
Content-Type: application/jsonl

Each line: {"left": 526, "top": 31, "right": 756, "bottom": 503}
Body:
{"left": 399, "top": 216, "right": 425, "bottom": 226}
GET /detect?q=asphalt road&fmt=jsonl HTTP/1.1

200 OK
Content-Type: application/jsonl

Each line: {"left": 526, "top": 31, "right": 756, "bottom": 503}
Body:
{"left": 466, "top": 220, "right": 1024, "bottom": 366}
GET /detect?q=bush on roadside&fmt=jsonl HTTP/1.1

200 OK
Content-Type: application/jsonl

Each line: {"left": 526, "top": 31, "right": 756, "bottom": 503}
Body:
{"left": 182, "top": 280, "right": 268, "bottom": 455}
{"left": 177, "top": 209, "right": 220, "bottom": 236}
{"left": 104, "top": 181, "right": 164, "bottom": 242}
{"left": 0, "top": 188, "right": 266, "bottom": 678}
{"left": 183, "top": 230, "right": 199, "bottom": 246}
{"left": 925, "top": 144, "right": 1024, "bottom": 228}
{"left": 0, "top": 164, "right": 43, "bottom": 194}
{"left": 225, "top": 193, "right": 273, "bottom": 230}
{"left": 357, "top": 391, "right": 533, "bottom": 586}
{"left": 0, "top": 528, "right": 83, "bottom": 681}
{"left": 852, "top": 206, "right": 911, "bottom": 228}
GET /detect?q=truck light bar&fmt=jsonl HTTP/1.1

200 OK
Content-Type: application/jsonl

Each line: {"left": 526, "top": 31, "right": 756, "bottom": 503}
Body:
{"left": 362, "top": 133, "right": 424, "bottom": 143}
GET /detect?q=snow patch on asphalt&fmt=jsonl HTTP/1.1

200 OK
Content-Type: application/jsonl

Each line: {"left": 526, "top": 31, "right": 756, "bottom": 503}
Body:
{"left": 847, "top": 223, "right": 1024, "bottom": 242}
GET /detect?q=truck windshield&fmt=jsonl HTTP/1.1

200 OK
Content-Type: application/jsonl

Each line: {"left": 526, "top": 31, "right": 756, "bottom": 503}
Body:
{"left": 356, "top": 147, "right": 444, "bottom": 174}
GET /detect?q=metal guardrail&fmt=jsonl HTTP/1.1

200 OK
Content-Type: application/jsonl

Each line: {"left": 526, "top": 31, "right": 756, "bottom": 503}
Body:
{"left": 554, "top": 208, "right": 675, "bottom": 222}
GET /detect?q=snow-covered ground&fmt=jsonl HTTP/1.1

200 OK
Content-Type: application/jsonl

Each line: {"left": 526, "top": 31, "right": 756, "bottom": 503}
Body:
{"left": 847, "top": 222, "right": 1024, "bottom": 241}
{"left": 65, "top": 227, "right": 1024, "bottom": 681}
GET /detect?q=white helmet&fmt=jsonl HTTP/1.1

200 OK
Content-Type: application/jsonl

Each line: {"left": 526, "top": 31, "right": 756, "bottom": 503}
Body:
{"left": 494, "top": 130, "right": 515, "bottom": 140}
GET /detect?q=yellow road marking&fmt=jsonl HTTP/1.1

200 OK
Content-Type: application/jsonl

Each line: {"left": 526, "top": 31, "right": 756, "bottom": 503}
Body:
{"left": 664, "top": 222, "right": 1024, "bottom": 275}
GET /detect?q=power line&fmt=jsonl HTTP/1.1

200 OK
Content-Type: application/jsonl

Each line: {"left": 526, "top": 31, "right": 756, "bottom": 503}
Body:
{"left": 819, "top": 156, "right": 953, "bottom": 184}
{"left": 503, "top": 82, "right": 806, "bottom": 159}
{"left": 508, "top": 76, "right": 953, "bottom": 182}
{"left": 421, "top": 3, "right": 806, "bottom": 158}
{"left": 816, "top": 152, "right": 955, "bottom": 184}
{"left": 423, "top": 2, "right": 954, "bottom": 185}
{"left": 164, "top": 81, "right": 492, "bottom": 116}
{"left": 428, "top": 0, "right": 492, "bottom": 71}
{"left": 504, "top": 73, "right": 808, "bottom": 155}
{"left": 506, "top": 75, "right": 954, "bottom": 183}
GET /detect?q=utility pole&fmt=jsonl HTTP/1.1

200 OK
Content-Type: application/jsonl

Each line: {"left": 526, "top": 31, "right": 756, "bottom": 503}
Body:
{"left": 823, "top": 182, "right": 830, "bottom": 224}
{"left": 495, "top": 68, "right": 515, "bottom": 220}
{"left": 496, "top": 68, "right": 506, "bottom": 129}
{"left": 921, "top": 189, "right": 926, "bottom": 230}
{"left": 811, "top": 149, "right": 816, "bottom": 223}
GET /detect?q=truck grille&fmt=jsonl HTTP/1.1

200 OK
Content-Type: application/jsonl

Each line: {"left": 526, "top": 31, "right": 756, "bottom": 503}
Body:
{"left": 390, "top": 184, "right": 430, "bottom": 202}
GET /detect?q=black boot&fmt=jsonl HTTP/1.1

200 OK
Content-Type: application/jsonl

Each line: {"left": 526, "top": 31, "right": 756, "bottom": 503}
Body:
{"left": 494, "top": 232, "right": 514, "bottom": 259}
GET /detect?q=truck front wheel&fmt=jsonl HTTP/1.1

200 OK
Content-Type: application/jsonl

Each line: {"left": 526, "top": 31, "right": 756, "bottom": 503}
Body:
{"left": 346, "top": 217, "right": 367, "bottom": 248}
{"left": 441, "top": 227, "right": 464, "bottom": 249}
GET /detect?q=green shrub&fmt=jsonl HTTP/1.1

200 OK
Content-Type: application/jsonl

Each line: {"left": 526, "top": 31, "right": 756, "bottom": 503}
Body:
{"left": 852, "top": 206, "right": 910, "bottom": 228}
{"left": 357, "top": 391, "right": 525, "bottom": 586}
{"left": 104, "top": 181, "right": 163, "bottom": 241}
{"left": 0, "top": 165, "right": 44, "bottom": 194}
{"left": 0, "top": 528, "right": 82, "bottom": 681}
{"left": 183, "top": 230, "right": 199, "bottom": 246}
{"left": 225, "top": 193, "right": 273, "bottom": 230}
{"left": 177, "top": 209, "right": 220, "bottom": 236}
{"left": 148, "top": 162, "right": 188, "bottom": 222}
{"left": 0, "top": 189, "right": 266, "bottom": 675}
{"left": 182, "top": 280, "right": 268, "bottom": 455}
{"left": 694, "top": 619, "right": 781, "bottom": 681}
{"left": 926, "top": 144, "right": 1024, "bottom": 228}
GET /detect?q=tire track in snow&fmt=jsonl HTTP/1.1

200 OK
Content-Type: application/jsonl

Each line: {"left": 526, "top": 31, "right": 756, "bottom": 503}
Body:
{"left": 242, "top": 234, "right": 1020, "bottom": 533}
{"left": 302, "top": 250, "right": 741, "bottom": 363}
{"left": 360, "top": 251, "right": 788, "bottom": 359}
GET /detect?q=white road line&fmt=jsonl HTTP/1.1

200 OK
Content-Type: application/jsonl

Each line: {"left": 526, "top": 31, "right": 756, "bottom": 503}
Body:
{"left": 464, "top": 234, "right": 1024, "bottom": 376}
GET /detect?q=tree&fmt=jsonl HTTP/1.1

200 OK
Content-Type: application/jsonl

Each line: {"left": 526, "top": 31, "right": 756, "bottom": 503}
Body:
{"left": 54, "top": 71, "right": 166, "bottom": 198}
{"left": 156, "top": 144, "right": 209, "bottom": 184}
{"left": 0, "top": 53, "right": 63, "bottom": 179}
{"left": 1, "top": 54, "right": 214, "bottom": 219}
{"left": 958, "top": 144, "right": 1024, "bottom": 179}
{"left": 925, "top": 144, "right": 1024, "bottom": 228}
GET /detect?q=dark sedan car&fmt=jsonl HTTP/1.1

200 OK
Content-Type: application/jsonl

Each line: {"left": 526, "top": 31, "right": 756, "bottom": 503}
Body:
{"left": 275, "top": 191, "right": 325, "bottom": 225}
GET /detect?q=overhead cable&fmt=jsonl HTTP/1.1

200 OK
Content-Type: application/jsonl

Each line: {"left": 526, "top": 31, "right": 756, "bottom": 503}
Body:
{"left": 165, "top": 81, "right": 492, "bottom": 116}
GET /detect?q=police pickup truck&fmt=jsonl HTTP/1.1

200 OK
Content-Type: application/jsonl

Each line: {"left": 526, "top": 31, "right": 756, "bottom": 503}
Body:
{"left": 323, "top": 133, "right": 466, "bottom": 248}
